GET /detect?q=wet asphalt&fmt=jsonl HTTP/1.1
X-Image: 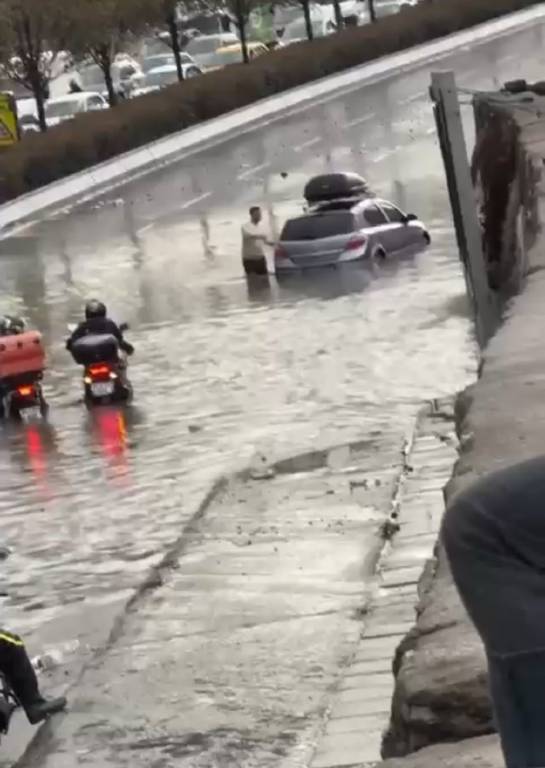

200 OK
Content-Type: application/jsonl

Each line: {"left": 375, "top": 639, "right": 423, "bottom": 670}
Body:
{"left": 1, "top": 17, "right": 544, "bottom": 767}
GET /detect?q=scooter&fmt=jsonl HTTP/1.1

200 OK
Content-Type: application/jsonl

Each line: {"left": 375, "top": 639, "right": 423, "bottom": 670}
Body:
{"left": 82, "top": 356, "right": 133, "bottom": 406}
{"left": 68, "top": 324, "right": 133, "bottom": 407}
{"left": 2, "top": 376, "right": 48, "bottom": 421}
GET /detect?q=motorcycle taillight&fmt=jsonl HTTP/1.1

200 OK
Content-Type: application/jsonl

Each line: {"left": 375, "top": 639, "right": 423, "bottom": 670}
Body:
{"left": 88, "top": 364, "right": 111, "bottom": 378}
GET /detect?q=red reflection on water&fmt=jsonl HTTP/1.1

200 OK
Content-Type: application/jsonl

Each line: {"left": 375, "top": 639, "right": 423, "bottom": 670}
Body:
{"left": 92, "top": 408, "right": 130, "bottom": 483}
{"left": 24, "top": 425, "right": 47, "bottom": 479}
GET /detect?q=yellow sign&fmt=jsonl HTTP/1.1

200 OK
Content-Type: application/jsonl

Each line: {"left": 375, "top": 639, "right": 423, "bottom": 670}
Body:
{"left": 0, "top": 93, "right": 19, "bottom": 148}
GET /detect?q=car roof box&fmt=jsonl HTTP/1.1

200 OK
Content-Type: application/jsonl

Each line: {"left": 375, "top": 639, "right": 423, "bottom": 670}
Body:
{"left": 304, "top": 173, "right": 370, "bottom": 205}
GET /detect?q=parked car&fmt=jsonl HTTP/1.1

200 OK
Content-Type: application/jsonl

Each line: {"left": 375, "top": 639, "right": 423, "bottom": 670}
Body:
{"left": 204, "top": 42, "right": 269, "bottom": 70}
{"left": 44, "top": 92, "right": 107, "bottom": 127}
{"left": 15, "top": 97, "right": 40, "bottom": 134}
{"left": 78, "top": 59, "right": 144, "bottom": 98}
{"left": 184, "top": 33, "right": 239, "bottom": 68}
{"left": 142, "top": 52, "right": 196, "bottom": 73}
{"left": 374, "top": 0, "right": 418, "bottom": 16}
{"left": 282, "top": 13, "right": 337, "bottom": 44}
{"left": 274, "top": 173, "right": 430, "bottom": 273}
{"left": 274, "top": 4, "right": 311, "bottom": 36}
{"left": 19, "top": 113, "right": 41, "bottom": 135}
{"left": 338, "top": 0, "right": 371, "bottom": 24}
{"left": 136, "top": 62, "right": 202, "bottom": 94}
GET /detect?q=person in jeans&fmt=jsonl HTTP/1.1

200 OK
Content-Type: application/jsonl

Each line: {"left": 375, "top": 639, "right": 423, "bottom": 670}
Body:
{"left": 241, "top": 206, "right": 274, "bottom": 276}
{"left": 442, "top": 456, "right": 545, "bottom": 768}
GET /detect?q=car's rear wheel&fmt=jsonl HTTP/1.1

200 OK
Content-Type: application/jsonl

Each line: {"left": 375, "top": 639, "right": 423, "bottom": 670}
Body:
{"left": 373, "top": 247, "right": 387, "bottom": 261}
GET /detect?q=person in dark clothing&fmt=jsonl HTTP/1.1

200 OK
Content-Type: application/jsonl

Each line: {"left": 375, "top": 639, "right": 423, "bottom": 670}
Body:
{"left": 442, "top": 456, "right": 545, "bottom": 768}
{"left": 66, "top": 300, "right": 134, "bottom": 356}
{"left": 0, "top": 629, "right": 66, "bottom": 724}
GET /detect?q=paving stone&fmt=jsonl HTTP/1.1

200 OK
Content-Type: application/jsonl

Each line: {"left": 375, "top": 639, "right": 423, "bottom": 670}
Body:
{"left": 325, "top": 713, "right": 387, "bottom": 736}
{"left": 354, "top": 636, "right": 400, "bottom": 659}
{"left": 380, "top": 567, "right": 422, "bottom": 587}
{"left": 340, "top": 672, "right": 394, "bottom": 691}
{"left": 344, "top": 659, "right": 392, "bottom": 676}
{"left": 334, "top": 684, "right": 393, "bottom": 706}
{"left": 362, "top": 621, "right": 414, "bottom": 639}
{"left": 329, "top": 697, "right": 392, "bottom": 719}
{"left": 311, "top": 734, "right": 383, "bottom": 768}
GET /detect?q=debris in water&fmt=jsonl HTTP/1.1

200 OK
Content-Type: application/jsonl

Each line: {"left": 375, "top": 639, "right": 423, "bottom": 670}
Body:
{"left": 249, "top": 451, "right": 275, "bottom": 480}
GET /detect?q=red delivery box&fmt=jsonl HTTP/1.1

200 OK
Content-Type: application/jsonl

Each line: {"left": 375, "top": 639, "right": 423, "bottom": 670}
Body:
{"left": 0, "top": 332, "right": 45, "bottom": 379}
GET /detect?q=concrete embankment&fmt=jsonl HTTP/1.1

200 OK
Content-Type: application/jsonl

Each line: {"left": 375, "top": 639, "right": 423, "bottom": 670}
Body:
{"left": 379, "top": 88, "right": 545, "bottom": 766}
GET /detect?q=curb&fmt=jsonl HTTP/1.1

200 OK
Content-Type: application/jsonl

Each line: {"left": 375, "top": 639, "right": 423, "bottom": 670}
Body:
{"left": 309, "top": 397, "right": 458, "bottom": 768}
{"left": 2, "top": 5, "right": 545, "bottom": 237}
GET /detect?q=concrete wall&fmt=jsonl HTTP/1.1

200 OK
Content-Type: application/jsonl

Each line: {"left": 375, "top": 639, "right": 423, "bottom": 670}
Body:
{"left": 381, "top": 91, "right": 545, "bottom": 762}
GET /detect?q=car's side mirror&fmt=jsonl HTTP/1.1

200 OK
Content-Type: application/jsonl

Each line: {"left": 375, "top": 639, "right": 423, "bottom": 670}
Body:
{"left": 119, "top": 322, "right": 129, "bottom": 332}
{"left": 404, "top": 213, "right": 418, "bottom": 222}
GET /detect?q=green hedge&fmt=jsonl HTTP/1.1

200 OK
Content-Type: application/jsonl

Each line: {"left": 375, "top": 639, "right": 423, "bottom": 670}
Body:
{"left": 0, "top": 0, "right": 540, "bottom": 203}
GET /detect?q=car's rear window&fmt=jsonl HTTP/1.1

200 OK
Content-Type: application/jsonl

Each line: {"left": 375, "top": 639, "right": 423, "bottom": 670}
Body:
{"left": 281, "top": 213, "right": 355, "bottom": 241}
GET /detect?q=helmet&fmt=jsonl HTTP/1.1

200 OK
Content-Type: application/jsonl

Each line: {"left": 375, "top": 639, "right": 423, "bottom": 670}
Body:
{"left": 0, "top": 315, "right": 25, "bottom": 336}
{"left": 85, "top": 300, "right": 107, "bottom": 320}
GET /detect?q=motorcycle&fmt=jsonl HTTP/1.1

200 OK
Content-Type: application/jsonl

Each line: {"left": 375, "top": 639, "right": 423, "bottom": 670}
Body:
{"left": 82, "top": 357, "right": 132, "bottom": 406}
{"left": 68, "top": 324, "right": 133, "bottom": 406}
{"left": 1, "top": 377, "right": 48, "bottom": 422}
{"left": 0, "top": 328, "right": 48, "bottom": 422}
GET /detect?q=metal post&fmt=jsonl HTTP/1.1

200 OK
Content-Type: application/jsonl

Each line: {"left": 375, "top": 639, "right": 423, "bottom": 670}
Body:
{"left": 430, "top": 70, "right": 496, "bottom": 347}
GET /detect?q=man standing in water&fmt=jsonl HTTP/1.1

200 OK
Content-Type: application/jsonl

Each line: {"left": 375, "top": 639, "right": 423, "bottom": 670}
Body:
{"left": 442, "top": 456, "right": 545, "bottom": 768}
{"left": 241, "top": 206, "right": 274, "bottom": 276}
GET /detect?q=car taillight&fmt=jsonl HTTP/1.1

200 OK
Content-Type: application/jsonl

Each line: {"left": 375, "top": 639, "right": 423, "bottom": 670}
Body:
{"left": 345, "top": 236, "right": 367, "bottom": 251}
{"left": 17, "top": 385, "right": 34, "bottom": 397}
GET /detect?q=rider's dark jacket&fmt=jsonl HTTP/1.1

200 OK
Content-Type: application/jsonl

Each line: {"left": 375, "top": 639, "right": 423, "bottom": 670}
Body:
{"left": 66, "top": 318, "right": 134, "bottom": 355}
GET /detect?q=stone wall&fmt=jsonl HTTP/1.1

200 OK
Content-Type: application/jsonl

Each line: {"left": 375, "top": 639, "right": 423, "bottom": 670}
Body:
{"left": 382, "top": 89, "right": 545, "bottom": 760}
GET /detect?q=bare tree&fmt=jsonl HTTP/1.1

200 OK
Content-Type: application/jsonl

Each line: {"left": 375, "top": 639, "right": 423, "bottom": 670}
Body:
{"left": 332, "top": 0, "right": 343, "bottom": 30}
{"left": 223, "top": 0, "right": 266, "bottom": 62}
{"left": 71, "top": 0, "right": 152, "bottom": 106}
{"left": 302, "top": 0, "right": 313, "bottom": 40}
{"left": 145, "top": 0, "right": 186, "bottom": 81}
{"left": 0, "top": 0, "right": 73, "bottom": 131}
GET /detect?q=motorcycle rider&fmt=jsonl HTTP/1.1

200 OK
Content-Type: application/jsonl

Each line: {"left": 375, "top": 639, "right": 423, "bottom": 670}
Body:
{"left": 66, "top": 300, "right": 134, "bottom": 356}
{"left": 0, "top": 629, "right": 66, "bottom": 724}
{"left": 0, "top": 316, "right": 25, "bottom": 336}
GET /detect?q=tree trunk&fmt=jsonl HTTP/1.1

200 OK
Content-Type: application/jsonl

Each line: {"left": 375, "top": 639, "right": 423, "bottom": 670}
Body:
{"left": 332, "top": 0, "right": 343, "bottom": 30}
{"left": 302, "top": 0, "right": 313, "bottom": 40}
{"left": 27, "top": 66, "right": 47, "bottom": 131}
{"left": 369, "top": 0, "right": 377, "bottom": 22}
{"left": 21, "top": 13, "right": 47, "bottom": 131}
{"left": 166, "top": 11, "right": 184, "bottom": 81}
{"left": 99, "top": 47, "right": 117, "bottom": 107}
{"left": 236, "top": 5, "right": 249, "bottom": 63}
{"left": 33, "top": 78, "right": 47, "bottom": 132}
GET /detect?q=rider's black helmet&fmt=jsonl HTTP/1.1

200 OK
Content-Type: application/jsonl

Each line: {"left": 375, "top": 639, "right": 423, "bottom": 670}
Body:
{"left": 85, "top": 300, "right": 107, "bottom": 320}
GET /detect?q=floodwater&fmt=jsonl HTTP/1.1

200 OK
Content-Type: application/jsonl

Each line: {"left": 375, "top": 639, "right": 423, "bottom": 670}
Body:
{"left": 1, "top": 17, "right": 544, "bottom": 767}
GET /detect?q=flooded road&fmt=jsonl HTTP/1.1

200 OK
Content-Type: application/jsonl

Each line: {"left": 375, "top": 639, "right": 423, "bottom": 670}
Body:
{"left": 1, "top": 17, "right": 545, "bottom": 767}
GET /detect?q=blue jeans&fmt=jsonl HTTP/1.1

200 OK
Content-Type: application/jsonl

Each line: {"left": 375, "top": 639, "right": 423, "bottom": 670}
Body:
{"left": 443, "top": 457, "right": 545, "bottom": 768}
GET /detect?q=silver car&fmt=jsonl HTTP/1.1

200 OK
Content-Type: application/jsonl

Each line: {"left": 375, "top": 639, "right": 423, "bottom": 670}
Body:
{"left": 274, "top": 197, "right": 430, "bottom": 273}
